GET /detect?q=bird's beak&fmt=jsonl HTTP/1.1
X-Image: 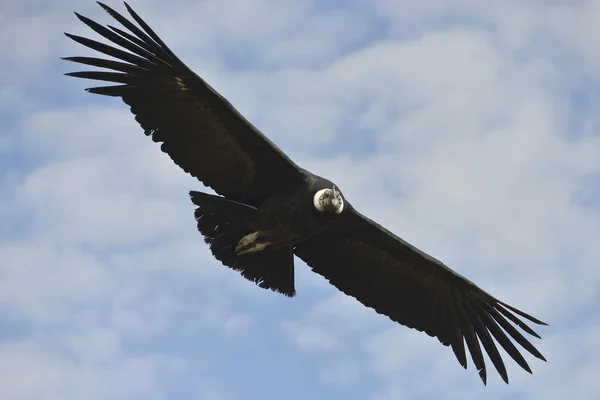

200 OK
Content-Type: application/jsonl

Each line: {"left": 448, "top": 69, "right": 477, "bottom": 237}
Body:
{"left": 330, "top": 185, "right": 339, "bottom": 210}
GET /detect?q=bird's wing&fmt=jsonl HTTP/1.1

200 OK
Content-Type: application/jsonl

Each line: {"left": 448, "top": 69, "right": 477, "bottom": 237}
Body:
{"left": 63, "top": 2, "right": 305, "bottom": 206}
{"left": 294, "top": 206, "right": 547, "bottom": 384}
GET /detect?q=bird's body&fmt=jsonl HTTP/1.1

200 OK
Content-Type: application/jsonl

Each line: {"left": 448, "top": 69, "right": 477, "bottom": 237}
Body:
{"left": 238, "top": 172, "right": 345, "bottom": 252}
{"left": 64, "top": 2, "right": 548, "bottom": 385}
{"left": 191, "top": 172, "right": 344, "bottom": 296}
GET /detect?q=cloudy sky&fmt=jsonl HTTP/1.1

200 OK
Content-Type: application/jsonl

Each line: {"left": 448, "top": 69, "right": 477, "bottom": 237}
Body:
{"left": 1, "top": 0, "right": 599, "bottom": 399}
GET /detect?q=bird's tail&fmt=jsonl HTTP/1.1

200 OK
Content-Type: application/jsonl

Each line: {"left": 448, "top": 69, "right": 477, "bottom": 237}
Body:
{"left": 189, "top": 191, "right": 296, "bottom": 297}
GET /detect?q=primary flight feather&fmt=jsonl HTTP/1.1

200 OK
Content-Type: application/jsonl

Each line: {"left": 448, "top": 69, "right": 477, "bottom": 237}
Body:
{"left": 64, "top": 1, "right": 548, "bottom": 385}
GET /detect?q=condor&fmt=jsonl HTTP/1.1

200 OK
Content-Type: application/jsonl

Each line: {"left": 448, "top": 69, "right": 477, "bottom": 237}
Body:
{"left": 64, "top": 2, "right": 547, "bottom": 385}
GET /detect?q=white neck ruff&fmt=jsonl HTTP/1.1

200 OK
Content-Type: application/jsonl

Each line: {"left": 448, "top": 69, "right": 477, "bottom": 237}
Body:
{"left": 313, "top": 188, "right": 344, "bottom": 214}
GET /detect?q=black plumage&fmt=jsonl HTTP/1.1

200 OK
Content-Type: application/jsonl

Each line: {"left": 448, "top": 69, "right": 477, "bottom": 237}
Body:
{"left": 64, "top": 2, "right": 548, "bottom": 385}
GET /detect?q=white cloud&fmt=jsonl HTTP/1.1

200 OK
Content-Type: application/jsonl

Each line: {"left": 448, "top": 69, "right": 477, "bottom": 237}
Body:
{"left": 282, "top": 322, "right": 337, "bottom": 351}
{"left": 0, "top": 338, "right": 187, "bottom": 400}
{"left": 320, "top": 358, "right": 360, "bottom": 386}
{"left": 224, "top": 314, "right": 253, "bottom": 334}
{"left": 1, "top": 0, "right": 599, "bottom": 399}
{"left": 0, "top": 135, "right": 10, "bottom": 153}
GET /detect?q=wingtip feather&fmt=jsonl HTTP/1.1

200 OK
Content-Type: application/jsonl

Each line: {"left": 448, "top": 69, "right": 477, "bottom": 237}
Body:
{"left": 498, "top": 301, "right": 548, "bottom": 326}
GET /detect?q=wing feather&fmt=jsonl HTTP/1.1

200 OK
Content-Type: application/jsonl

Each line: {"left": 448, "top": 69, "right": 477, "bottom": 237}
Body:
{"left": 64, "top": 2, "right": 305, "bottom": 206}
{"left": 294, "top": 206, "right": 547, "bottom": 384}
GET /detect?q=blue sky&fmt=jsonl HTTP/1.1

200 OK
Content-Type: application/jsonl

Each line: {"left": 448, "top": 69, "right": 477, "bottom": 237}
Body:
{"left": 1, "top": 0, "right": 599, "bottom": 399}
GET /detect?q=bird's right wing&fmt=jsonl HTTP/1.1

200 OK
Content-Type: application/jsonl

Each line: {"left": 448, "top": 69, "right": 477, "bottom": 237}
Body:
{"left": 63, "top": 2, "right": 305, "bottom": 206}
{"left": 294, "top": 206, "right": 547, "bottom": 384}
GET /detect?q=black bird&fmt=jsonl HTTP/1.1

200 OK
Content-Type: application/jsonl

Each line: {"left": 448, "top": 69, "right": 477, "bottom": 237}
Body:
{"left": 63, "top": 2, "right": 548, "bottom": 385}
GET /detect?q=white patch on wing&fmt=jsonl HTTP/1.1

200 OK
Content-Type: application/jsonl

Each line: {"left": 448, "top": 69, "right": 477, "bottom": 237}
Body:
{"left": 236, "top": 241, "right": 271, "bottom": 255}
{"left": 235, "top": 232, "right": 271, "bottom": 255}
{"left": 175, "top": 77, "right": 189, "bottom": 91}
{"left": 236, "top": 232, "right": 259, "bottom": 249}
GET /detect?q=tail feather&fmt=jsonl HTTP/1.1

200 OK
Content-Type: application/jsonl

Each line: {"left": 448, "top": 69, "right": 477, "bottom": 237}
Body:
{"left": 190, "top": 191, "right": 296, "bottom": 297}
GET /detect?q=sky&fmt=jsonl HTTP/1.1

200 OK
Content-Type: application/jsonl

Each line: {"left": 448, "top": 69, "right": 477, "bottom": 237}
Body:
{"left": 1, "top": 0, "right": 599, "bottom": 399}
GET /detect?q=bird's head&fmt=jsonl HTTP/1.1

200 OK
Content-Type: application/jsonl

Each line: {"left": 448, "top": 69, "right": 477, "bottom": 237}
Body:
{"left": 313, "top": 185, "right": 344, "bottom": 214}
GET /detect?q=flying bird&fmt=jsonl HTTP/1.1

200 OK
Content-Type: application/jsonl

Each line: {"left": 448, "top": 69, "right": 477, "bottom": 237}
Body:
{"left": 64, "top": 2, "right": 548, "bottom": 385}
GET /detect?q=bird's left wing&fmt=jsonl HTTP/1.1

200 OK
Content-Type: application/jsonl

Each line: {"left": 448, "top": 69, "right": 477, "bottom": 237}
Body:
{"left": 294, "top": 206, "right": 547, "bottom": 384}
{"left": 63, "top": 2, "right": 305, "bottom": 207}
